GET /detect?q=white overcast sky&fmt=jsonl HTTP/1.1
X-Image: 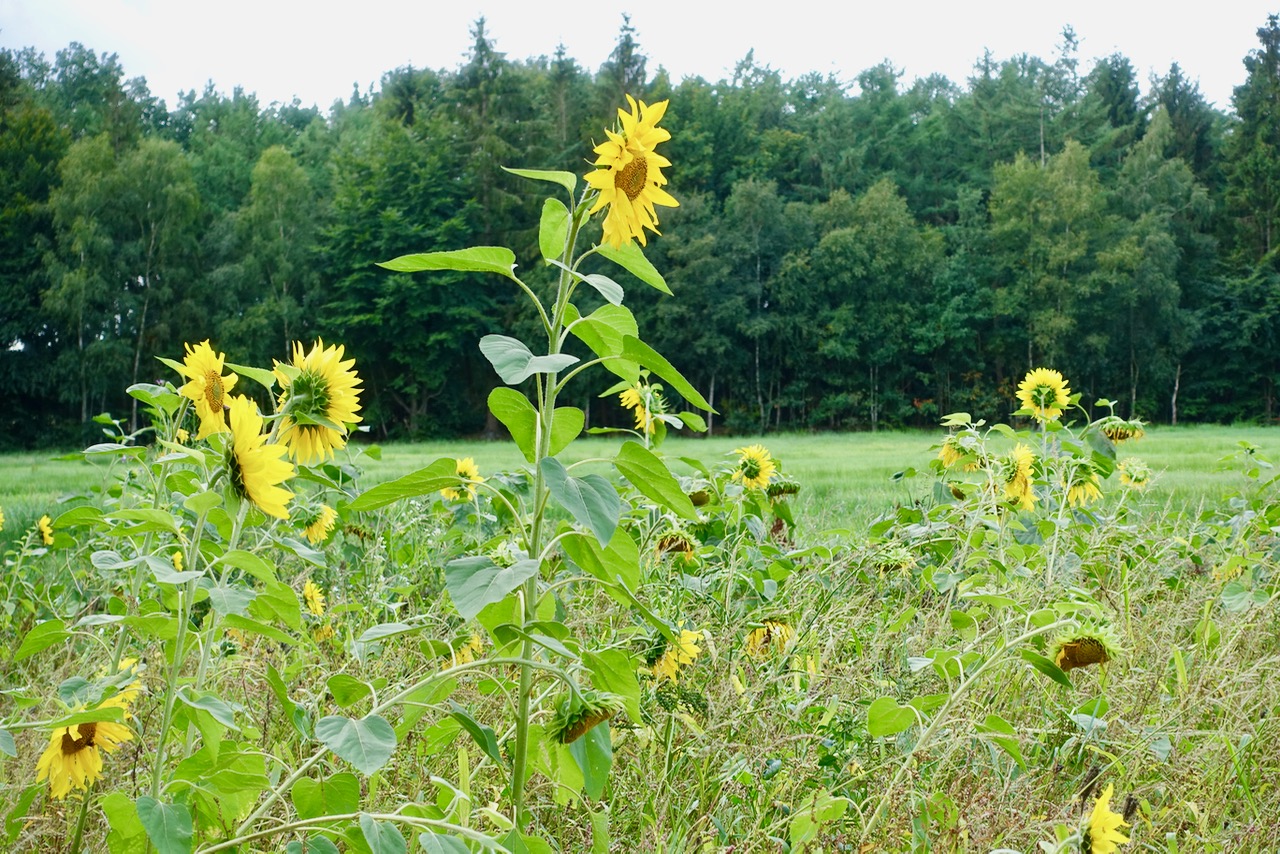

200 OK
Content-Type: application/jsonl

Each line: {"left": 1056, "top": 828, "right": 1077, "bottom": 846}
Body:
{"left": 2, "top": 0, "right": 1275, "bottom": 112}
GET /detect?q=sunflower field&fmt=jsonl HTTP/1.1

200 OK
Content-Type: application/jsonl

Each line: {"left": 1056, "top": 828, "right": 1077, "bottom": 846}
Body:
{"left": 1, "top": 93, "right": 1278, "bottom": 854}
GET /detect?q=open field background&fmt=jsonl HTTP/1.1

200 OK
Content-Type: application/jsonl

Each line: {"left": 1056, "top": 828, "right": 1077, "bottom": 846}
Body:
{"left": 4, "top": 425, "right": 1276, "bottom": 547}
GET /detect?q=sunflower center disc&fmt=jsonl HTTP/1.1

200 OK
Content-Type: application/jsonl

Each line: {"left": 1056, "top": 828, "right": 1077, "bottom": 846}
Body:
{"left": 204, "top": 371, "right": 224, "bottom": 412}
{"left": 616, "top": 155, "right": 648, "bottom": 201}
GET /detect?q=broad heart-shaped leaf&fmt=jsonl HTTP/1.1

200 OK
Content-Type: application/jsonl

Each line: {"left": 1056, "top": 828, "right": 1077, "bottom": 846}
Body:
{"left": 561, "top": 531, "right": 641, "bottom": 608}
{"left": 488, "top": 389, "right": 584, "bottom": 462}
{"left": 564, "top": 303, "right": 640, "bottom": 382}
{"left": 539, "top": 198, "right": 570, "bottom": 261}
{"left": 417, "top": 833, "right": 471, "bottom": 854}
{"left": 614, "top": 442, "right": 698, "bottom": 521}
{"left": 595, "top": 240, "right": 670, "bottom": 294}
{"left": 479, "top": 335, "right": 579, "bottom": 385}
{"left": 135, "top": 797, "right": 193, "bottom": 854}
{"left": 315, "top": 714, "right": 397, "bottom": 775}
{"left": 444, "top": 556, "right": 540, "bottom": 621}
{"left": 449, "top": 701, "right": 505, "bottom": 765}
{"left": 540, "top": 458, "right": 619, "bottom": 547}
{"left": 349, "top": 457, "right": 456, "bottom": 510}
{"left": 976, "top": 713, "right": 1027, "bottom": 771}
{"left": 360, "top": 813, "right": 407, "bottom": 854}
{"left": 378, "top": 246, "right": 517, "bottom": 280}
{"left": 488, "top": 388, "right": 538, "bottom": 462}
{"left": 584, "top": 649, "right": 642, "bottom": 725}
{"left": 502, "top": 166, "right": 576, "bottom": 196}
{"left": 287, "top": 839, "right": 339, "bottom": 854}
{"left": 102, "top": 791, "right": 147, "bottom": 853}
{"left": 291, "top": 772, "right": 361, "bottom": 819}
{"left": 621, "top": 336, "right": 713, "bottom": 412}
{"left": 568, "top": 721, "right": 613, "bottom": 800}
{"left": 15, "top": 618, "right": 69, "bottom": 662}
{"left": 866, "top": 696, "right": 917, "bottom": 738}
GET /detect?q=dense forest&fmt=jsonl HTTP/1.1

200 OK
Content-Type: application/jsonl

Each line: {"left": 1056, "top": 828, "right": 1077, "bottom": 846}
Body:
{"left": 4, "top": 16, "right": 1280, "bottom": 448}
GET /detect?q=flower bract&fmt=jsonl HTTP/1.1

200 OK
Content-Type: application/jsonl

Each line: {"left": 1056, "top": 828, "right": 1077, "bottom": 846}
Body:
{"left": 1016, "top": 368, "right": 1071, "bottom": 421}
{"left": 732, "top": 444, "right": 776, "bottom": 491}
{"left": 226, "top": 395, "right": 295, "bottom": 519}
{"left": 177, "top": 340, "right": 239, "bottom": 439}
{"left": 275, "top": 340, "right": 362, "bottom": 464}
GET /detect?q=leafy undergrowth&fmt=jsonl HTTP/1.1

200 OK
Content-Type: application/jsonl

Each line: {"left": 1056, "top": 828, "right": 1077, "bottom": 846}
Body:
{"left": 1, "top": 404, "right": 1276, "bottom": 853}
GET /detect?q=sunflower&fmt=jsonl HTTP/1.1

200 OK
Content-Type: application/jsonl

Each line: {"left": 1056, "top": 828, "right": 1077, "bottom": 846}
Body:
{"left": 303, "top": 504, "right": 338, "bottom": 545}
{"left": 1117, "top": 458, "right": 1151, "bottom": 490}
{"left": 1050, "top": 623, "right": 1120, "bottom": 672}
{"left": 745, "top": 620, "right": 794, "bottom": 660}
{"left": 650, "top": 629, "right": 703, "bottom": 682}
{"left": 441, "top": 457, "right": 485, "bottom": 501}
{"left": 35, "top": 695, "right": 133, "bottom": 799}
{"left": 1001, "top": 443, "right": 1037, "bottom": 511}
{"left": 443, "top": 633, "right": 485, "bottom": 669}
{"left": 225, "top": 395, "right": 295, "bottom": 519}
{"left": 303, "top": 580, "right": 326, "bottom": 617}
{"left": 620, "top": 383, "right": 665, "bottom": 434}
{"left": 171, "top": 551, "right": 183, "bottom": 571}
{"left": 1083, "top": 783, "right": 1130, "bottom": 853}
{"left": 1098, "top": 415, "right": 1145, "bottom": 443}
{"left": 0, "top": 505, "right": 4, "bottom": 532}
{"left": 176, "top": 340, "right": 238, "bottom": 439}
{"left": 549, "top": 689, "right": 626, "bottom": 744}
{"left": 732, "top": 444, "right": 776, "bottom": 491}
{"left": 1066, "top": 467, "right": 1103, "bottom": 507}
{"left": 585, "top": 96, "right": 679, "bottom": 248}
{"left": 274, "top": 340, "right": 363, "bottom": 464}
{"left": 1016, "top": 368, "right": 1072, "bottom": 422}
{"left": 38, "top": 514, "right": 54, "bottom": 546}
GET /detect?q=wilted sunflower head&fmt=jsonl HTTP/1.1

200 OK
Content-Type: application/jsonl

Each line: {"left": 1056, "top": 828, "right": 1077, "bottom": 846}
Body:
{"left": 1050, "top": 622, "right": 1121, "bottom": 673}
{"left": 1097, "top": 415, "right": 1145, "bottom": 443}
{"left": 1116, "top": 458, "right": 1151, "bottom": 490}
{"left": 744, "top": 620, "right": 794, "bottom": 660}
{"left": 1065, "top": 463, "right": 1103, "bottom": 508}
{"left": 548, "top": 689, "right": 626, "bottom": 744}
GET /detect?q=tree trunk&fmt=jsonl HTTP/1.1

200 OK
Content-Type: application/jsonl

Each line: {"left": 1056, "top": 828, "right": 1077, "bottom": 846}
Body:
{"left": 1170, "top": 362, "right": 1181, "bottom": 426}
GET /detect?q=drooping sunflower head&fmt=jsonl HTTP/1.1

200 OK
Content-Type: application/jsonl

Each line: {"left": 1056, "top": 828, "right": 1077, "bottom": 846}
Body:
{"left": 938, "top": 431, "right": 984, "bottom": 471}
{"left": 38, "top": 514, "right": 54, "bottom": 546}
{"left": 303, "top": 579, "right": 326, "bottom": 617}
{"left": 585, "top": 96, "right": 679, "bottom": 248}
{"left": 1083, "top": 783, "right": 1130, "bottom": 853}
{"left": 872, "top": 543, "right": 917, "bottom": 574}
{"left": 1050, "top": 623, "right": 1121, "bottom": 673}
{"left": 1098, "top": 415, "right": 1145, "bottom": 443}
{"left": 1116, "top": 458, "right": 1151, "bottom": 490}
{"left": 225, "top": 395, "right": 295, "bottom": 520}
{"left": 275, "top": 340, "right": 363, "bottom": 464}
{"left": 441, "top": 632, "right": 485, "bottom": 669}
{"left": 301, "top": 504, "right": 338, "bottom": 545}
{"left": 1016, "top": 368, "right": 1072, "bottom": 422}
{"left": 548, "top": 689, "right": 626, "bottom": 744}
{"left": 744, "top": 620, "right": 794, "bottom": 660}
{"left": 731, "top": 444, "right": 776, "bottom": 491}
{"left": 441, "top": 457, "right": 485, "bottom": 501}
{"left": 997, "top": 443, "right": 1037, "bottom": 511}
{"left": 177, "top": 340, "right": 239, "bottom": 440}
{"left": 35, "top": 694, "right": 134, "bottom": 799}
{"left": 1065, "top": 464, "right": 1103, "bottom": 508}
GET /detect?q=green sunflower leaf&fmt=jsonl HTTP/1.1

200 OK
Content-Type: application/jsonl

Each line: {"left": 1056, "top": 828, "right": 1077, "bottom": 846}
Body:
{"left": 135, "top": 797, "right": 193, "bottom": 854}
{"left": 315, "top": 714, "right": 397, "bottom": 776}
{"left": 360, "top": 813, "right": 407, "bottom": 854}
{"left": 540, "top": 458, "right": 619, "bottom": 547}
{"left": 378, "top": 247, "right": 518, "bottom": 280}
{"left": 614, "top": 442, "right": 698, "bottom": 520}
{"left": 620, "top": 337, "right": 712, "bottom": 411}
{"left": 449, "top": 701, "right": 505, "bottom": 766}
{"left": 444, "top": 557, "right": 541, "bottom": 621}
{"left": 502, "top": 167, "right": 576, "bottom": 196}
{"left": 349, "top": 457, "right": 456, "bottom": 510}
{"left": 224, "top": 362, "right": 277, "bottom": 392}
{"left": 417, "top": 833, "right": 471, "bottom": 854}
{"left": 539, "top": 198, "right": 570, "bottom": 261}
{"left": 1021, "top": 649, "right": 1074, "bottom": 688}
{"left": 561, "top": 531, "right": 641, "bottom": 604}
{"left": 595, "top": 241, "right": 670, "bottom": 294}
{"left": 547, "top": 260, "right": 625, "bottom": 306}
{"left": 866, "top": 696, "right": 917, "bottom": 738}
{"left": 15, "top": 619, "right": 70, "bottom": 662}
{"left": 487, "top": 388, "right": 538, "bottom": 462}
{"left": 564, "top": 304, "right": 640, "bottom": 382}
{"left": 291, "top": 772, "right": 361, "bottom": 819}
{"left": 479, "top": 335, "right": 579, "bottom": 385}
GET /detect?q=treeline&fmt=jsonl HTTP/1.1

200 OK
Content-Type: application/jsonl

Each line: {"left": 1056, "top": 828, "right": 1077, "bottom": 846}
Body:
{"left": 4, "top": 17, "right": 1280, "bottom": 448}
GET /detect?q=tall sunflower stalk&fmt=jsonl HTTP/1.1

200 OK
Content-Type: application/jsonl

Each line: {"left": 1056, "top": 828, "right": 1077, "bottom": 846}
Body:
{"left": 368, "top": 95, "right": 709, "bottom": 834}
